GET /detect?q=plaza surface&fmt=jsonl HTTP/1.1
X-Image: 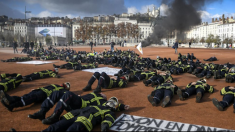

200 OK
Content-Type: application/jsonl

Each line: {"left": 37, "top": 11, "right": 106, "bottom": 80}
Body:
{"left": 0, "top": 46, "right": 235, "bottom": 131}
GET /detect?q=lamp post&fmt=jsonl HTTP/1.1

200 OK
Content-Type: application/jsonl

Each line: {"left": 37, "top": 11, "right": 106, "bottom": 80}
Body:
{"left": 25, "top": 6, "right": 31, "bottom": 43}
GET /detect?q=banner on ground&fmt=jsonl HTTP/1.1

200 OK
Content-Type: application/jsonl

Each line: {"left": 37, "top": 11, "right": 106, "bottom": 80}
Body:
{"left": 136, "top": 42, "right": 143, "bottom": 54}
{"left": 110, "top": 114, "right": 234, "bottom": 132}
{"left": 17, "top": 61, "right": 57, "bottom": 65}
{"left": 82, "top": 67, "right": 121, "bottom": 76}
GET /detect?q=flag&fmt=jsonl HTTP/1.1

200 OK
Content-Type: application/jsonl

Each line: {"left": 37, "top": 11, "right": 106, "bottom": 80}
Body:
{"left": 136, "top": 42, "right": 143, "bottom": 54}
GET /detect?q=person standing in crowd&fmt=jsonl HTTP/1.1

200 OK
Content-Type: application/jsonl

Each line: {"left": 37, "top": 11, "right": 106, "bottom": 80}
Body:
{"left": 174, "top": 41, "right": 178, "bottom": 54}
{"left": 189, "top": 41, "right": 191, "bottom": 48}
{"left": 110, "top": 40, "right": 115, "bottom": 51}
{"left": 26, "top": 41, "right": 29, "bottom": 51}
{"left": 90, "top": 41, "right": 93, "bottom": 51}
{"left": 13, "top": 41, "right": 18, "bottom": 54}
{"left": 30, "top": 41, "right": 34, "bottom": 51}
{"left": 39, "top": 41, "right": 42, "bottom": 48}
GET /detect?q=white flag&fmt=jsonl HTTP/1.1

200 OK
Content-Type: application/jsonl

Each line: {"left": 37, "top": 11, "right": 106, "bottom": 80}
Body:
{"left": 136, "top": 42, "right": 143, "bottom": 54}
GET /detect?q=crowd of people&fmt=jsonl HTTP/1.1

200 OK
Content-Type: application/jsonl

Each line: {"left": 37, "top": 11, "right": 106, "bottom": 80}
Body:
{"left": 1, "top": 46, "right": 235, "bottom": 131}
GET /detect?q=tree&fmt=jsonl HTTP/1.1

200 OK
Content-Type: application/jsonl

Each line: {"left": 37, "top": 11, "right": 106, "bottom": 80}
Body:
{"left": 116, "top": 22, "right": 126, "bottom": 41}
{"left": 205, "top": 34, "right": 214, "bottom": 48}
{"left": 199, "top": 37, "right": 205, "bottom": 44}
{"left": 75, "top": 21, "right": 93, "bottom": 43}
{"left": 223, "top": 37, "right": 233, "bottom": 48}
{"left": 101, "top": 25, "right": 109, "bottom": 44}
{"left": 107, "top": 23, "right": 116, "bottom": 43}
{"left": 126, "top": 22, "right": 132, "bottom": 42}
{"left": 131, "top": 24, "right": 140, "bottom": 43}
{"left": 213, "top": 35, "right": 221, "bottom": 47}
{"left": 93, "top": 24, "right": 103, "bottom": 44}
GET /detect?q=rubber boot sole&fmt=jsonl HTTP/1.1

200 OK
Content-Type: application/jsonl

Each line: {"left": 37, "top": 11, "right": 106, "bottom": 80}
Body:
{"left": 196, "top": 92, "right": 202, "bottom": 103}
{"left": 212, "top": 98, "right": 223, "bottom": 111}
{"left": 161, "top": 96, "right": 170, "bottom": 108}
{"left": 147, "top": 95, "right": 157, "bottom": 106}
{"left": 177, "top": 89, "right": 184, "bottom": 101}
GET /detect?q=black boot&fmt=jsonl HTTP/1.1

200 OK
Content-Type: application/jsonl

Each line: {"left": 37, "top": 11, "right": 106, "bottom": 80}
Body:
{"left": 196, "top": 92, "right": 202, "bottom": 103}
{"left": 143, "top": 79, "right": 148, "bottom": 86}
{"left": 1, "top": 99, "right": 14, "bottom": 112}
{"left": 212, "top": 98, "right": 224, "bottom": 111}
{"left": 161, "top": 96, "right": 171, "bottom": 108}
{"left": 93, "top": 85, "right": 101, "bottom": 93}
{"left": 9, "top": 128, "right": 16, "bottom": 132}
{"left": 147, "top": 95, "right": 157, "bottom": 106}
{"left": 42, "top": 113, "right": 60, "bottom": 125}
{"left": 177, "top": 89, "right": 184, "bottom": 101}
{"left": 0, "top": 90, "right": 15, "bottom": 105}
{"left": 82, "top": 84, "right": 92, "bottom": 91}
{"left": 28, "top": 109, "right": 48, "bottom": 120}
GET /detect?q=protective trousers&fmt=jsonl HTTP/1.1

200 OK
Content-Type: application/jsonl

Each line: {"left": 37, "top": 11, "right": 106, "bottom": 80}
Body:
{"left": 54, "top": 91, "right": 82, "bottom": 116}
{"left": 153, "top": 89, "right": 173, "bottom": 105}
{"left": 41, "top": 91, "right": 67, "bottom": 112}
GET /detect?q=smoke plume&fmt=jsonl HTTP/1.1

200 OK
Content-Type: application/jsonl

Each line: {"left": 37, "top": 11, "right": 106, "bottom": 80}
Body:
{"left": 142, "top": 0, "right": 222, "bottom": 47}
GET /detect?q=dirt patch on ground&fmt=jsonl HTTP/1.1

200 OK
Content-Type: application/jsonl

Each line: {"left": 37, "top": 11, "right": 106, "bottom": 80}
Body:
{"left": 0, "top": 46, "right": 234, "bottom": 131}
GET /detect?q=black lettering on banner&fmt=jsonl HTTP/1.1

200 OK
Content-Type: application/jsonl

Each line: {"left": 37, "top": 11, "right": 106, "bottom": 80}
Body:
{"left": 165, "top": 122, "right": 175, "bottom": 130}
{"left": 147, "top": 119, "right": 164, "bottom": 127}
{"left": 187, "top": 124, "right": 200, "bottom": 131}
{"left": 136, "top": 126, "right": 148, "bottom": 131}
{"left": 172, "top": 123, "right": 185, "bottom": 131}
{"left": 126, "top": 122, "right": 141, "bottom": 131}
{"left": 130, "top": 115, "right": 150, "bottom": 124}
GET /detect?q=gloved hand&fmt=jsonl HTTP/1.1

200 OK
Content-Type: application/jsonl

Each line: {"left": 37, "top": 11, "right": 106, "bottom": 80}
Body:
{"left": 101, "top": 123, "right": 109, "bottom": 132}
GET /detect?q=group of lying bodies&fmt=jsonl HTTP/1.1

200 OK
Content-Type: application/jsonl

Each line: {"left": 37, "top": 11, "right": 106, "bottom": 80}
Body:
{"left": 0, "top": 48, "right": 235, "bottom": 132}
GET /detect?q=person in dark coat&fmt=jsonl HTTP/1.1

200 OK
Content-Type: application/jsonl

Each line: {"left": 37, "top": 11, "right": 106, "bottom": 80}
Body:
{"left": 90, "top": 41, "right": 93, "bottom": 51}
{"left": 30, "top": 41, "right": 34, "bottom": 51}
{"left": 26, "top": 41, "right": 29, "bottom": 51}
{"left": 13, "top": 41, "right": 18, "bottom": 54}
{"left": 174, "top": 41, "right": 178, "bottom": 54}
{"left": 189, "top": 42, "right": 191, "bottom": 48}
{"left": 110, "top": 41, "right": 115, "bottom": 51}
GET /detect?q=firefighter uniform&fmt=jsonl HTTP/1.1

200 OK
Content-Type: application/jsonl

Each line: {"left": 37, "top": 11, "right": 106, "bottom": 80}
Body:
{"left": 1, "top": 84, "right": 68, "bottom": 112}
{"left": 177, "top": 79, "right": 214, "bottom": 103}
{"left": 23, "top": 70, "right": 58, "bottom": 82}
{"left": 41, "top": 92, "right": 126, "bottom": 125}
{"left": 130, "top": 71, "right": 157, "bottom": 82}
{"left": 42, "top": 105, "right": 118, "bottom": 132}
{"left": 0, "top": 73, "right": 22, "bottom": 92}
{"left": 148, "top": 82, "right": 178, "bottom": 107}
{"left": 28, "top": 90, "right": 69, "bottom": 120}
{"left": 212, "top": 86, "right": 235, "bottom": 112}
{"left": 83, "top": 72, "right": 128, "bottom": 93}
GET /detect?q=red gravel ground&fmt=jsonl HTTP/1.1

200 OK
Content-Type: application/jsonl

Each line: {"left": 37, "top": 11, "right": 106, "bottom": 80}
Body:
{"left": 0, "top": 46, "right": 235, "bottom": 131}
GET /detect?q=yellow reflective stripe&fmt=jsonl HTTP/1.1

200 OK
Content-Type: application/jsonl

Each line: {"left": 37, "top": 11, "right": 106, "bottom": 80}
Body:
{"left": 93, "top": 106, "right": 110, "bottom": 120}
{"left": 81, "top": 99, "right": 90, "bottom": 108}
{"left": 1, "top": 74, "right": 6, "bottom": 79}
{"left": 208, "top": 86, "right": 214, "bottom": 93}
{"left": 118, "top": 80, "right": 124, "bottom": 87}
{"left": 105, "top": 114, "right": 115, "bottom": 122}
{"left": 108, "top": 79, "right": 113, "bottom": 88}
{"left": 220, "top": 88, "right": 226, "bottom": 95}
{"left": 0, "top": 83, "right": 8, "bottom": 92}
{"left": 102, "top": 120, "right": 112, "bottom": 127}
{"left": 75, "top": 116, "right": 93, "bottom": 131}
{"left": 90, "top": 92, "right": 100, "bottom": 105}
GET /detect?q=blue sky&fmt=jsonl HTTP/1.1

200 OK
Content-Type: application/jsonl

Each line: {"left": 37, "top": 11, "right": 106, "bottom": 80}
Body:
{"left": 0, "top": 0, "right": 234, "bottom": 22}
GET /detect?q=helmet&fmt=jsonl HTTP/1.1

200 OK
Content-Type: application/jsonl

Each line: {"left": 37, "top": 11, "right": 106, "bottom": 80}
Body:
{"left": 106, "top": 97, "right": 119, "bottom": 109}
{"left": 140, "top": 67, "right": 145, "bottom": 71}
{"left": 53, "top": 68, "right": 59, "bottom": 74}
{"left": 165, "top": 71, "right": 171, "bottom": 75}
{"left": 199, "top": 78, "right": 206, "bottom": 83}
{"left": 78, "top": 60, "right": 81, "bottom": 63}
{"left": 123, "top": 75, "right": 129, "bottom": 81}
{"left": 230, "top": 67, "right": 235, "bottom": 73}
{"left": 63, "top": 82, "right": 70, "bottom": 90}
{"left": 157, "top": 56, "right": 159, "bottom": 59}
{"left": 166, "top": 78, "right": 173, "bottom": 83}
